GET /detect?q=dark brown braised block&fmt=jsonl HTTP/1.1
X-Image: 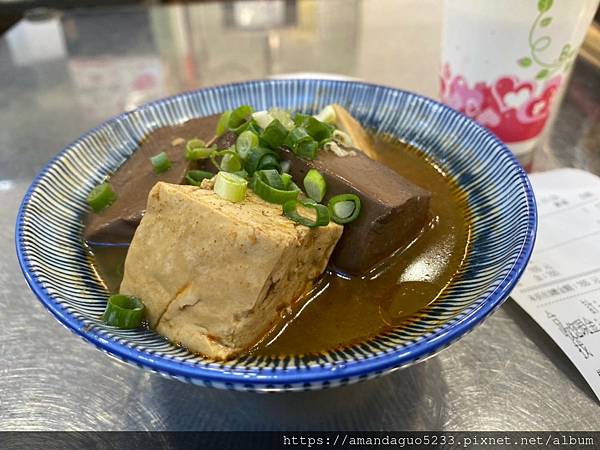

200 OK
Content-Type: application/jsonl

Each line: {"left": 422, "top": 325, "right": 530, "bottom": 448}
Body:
{"left": 282, "top": 148, "right": 431, "bottom": 276}
{"left": 84, "top": 114, "right": 219, "bottom": 244}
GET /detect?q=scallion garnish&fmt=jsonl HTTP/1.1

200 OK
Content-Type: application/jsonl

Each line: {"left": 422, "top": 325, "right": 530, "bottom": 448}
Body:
{"left": 314, "top": 105, "right": 337, "bottom": 124}
{"left": 281, "top": 172, "right": 293, "bottom": 189}
{"left": 303, "top": 169, "right": 327, "bottom": 202}
{"left": 150, "top": 151, "right": 172, "bottom": 174}
{"left": 328, "top": 193, "right": 361, "bottom": 224}
{"left": 232, "top": 169, "right": 249, "bottom": 179}
{"left": 236, "top": 130, "right": 259, "bottom": 159}
{"left": 186, "top": 138, "right": 206, "bottom": 149}
{"left": 216, "top": 105, "right": 253, "bottom": 136}
{"left": 102, "top": 294, "right": 145, "bottom": 329}
{"left": 214, "top": 171, "right": 248, "bottom": 203}
{"left": 284, "top": 127, "right": 311, "bottom": 148}
{"left": 87, "top": 182, "right": 117, "bottom": 213}
{"left": 252, "top": 170, "right": 299, "bottom": 205}
{"left": 252, "top": 110, "right": 274, "bottom": 129}
{"left": 269, "top": 108, "right": 295, "bottom": 130}
{"left": 295, "top": 115, "right": 334, "bottom": 141}
{"left": 260, "top": 119, "right": 288, "bottom": 148}
{"left": 295, "top": 139, "right": 319, "bottom": 159}
{"left": 244, "top": 147, "right": 280, "bottom": 175}
{"left": 216, "top": 110, "right": 232, "bottom": 136}
{"left": 229, "top": 105, "right": 253, "bottom": 129}
{"left": 283, "top": 199, "right": 330, "bottom": 228}
{"left": 185, "top": 170, "right": 214, "bottom": 186}
{"left": 185, "top": 140, "right": 215, "bottom": 160}
{"left": 211, "top": 149, "right": 243, "bottom": 172}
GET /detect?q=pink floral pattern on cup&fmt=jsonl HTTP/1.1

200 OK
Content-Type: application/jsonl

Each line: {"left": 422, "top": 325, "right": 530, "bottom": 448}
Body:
{"left": 440, "top": 63, "right": 561, "bottom": 143}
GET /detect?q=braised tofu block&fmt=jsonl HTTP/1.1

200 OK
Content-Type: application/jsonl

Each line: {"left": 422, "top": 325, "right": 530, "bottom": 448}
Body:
{"left": 331, "top": 104, "right": 378, "bottom": 160}
{"left": 119, "top": 182, "right": 342, "bottom": 359}
{"left": 283, "top": 148, "right": 431, "bottom": 276}
{"left": 84, "top": 115, "right": 220, "bottom": 244}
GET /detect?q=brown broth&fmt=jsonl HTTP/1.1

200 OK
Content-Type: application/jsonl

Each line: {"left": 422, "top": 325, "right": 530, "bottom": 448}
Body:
{"left": 88, "top": 136, "right": 469, "bottom": 356}
{"left": 252, "top": 136, "right": 469, "bottom": 355}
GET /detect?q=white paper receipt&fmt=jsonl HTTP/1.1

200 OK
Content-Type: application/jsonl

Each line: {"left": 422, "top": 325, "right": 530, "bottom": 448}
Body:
{"left": 511, "top": 168, "right": 600, "bottom": 401}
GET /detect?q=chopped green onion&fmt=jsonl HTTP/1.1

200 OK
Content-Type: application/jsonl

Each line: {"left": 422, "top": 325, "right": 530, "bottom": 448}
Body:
{"left": 211, "top": 149, "right": 242, "bottom": 172}
{"left": 304, "top": 117, "right": 334, "bottom": 141}
{"left": 252, "top": 170, "right": 299, "bottom": 204}
{"left": 216, "top": 110, "right": 232, "bottom": 136}
{"left": 185, "top": 170, "right": 214, "bottom": 186}
{"left": 87, "top": 182, "right": 117, "bottom": 213}
{"left": 283, "top": 199, "right": 330, "bottom": 228}
{"left": 257, "top": 154, "right": 281, "bottom": 172}
{"left": 314, "top": 105, "right": 337, "bottom": 124}
{"left": 232, "top": 169, "right": 249, "bottom": 179}
{"left": 284, "top": 127, "right": 311, "bottom": 148}
{"left": 281, "top": 172, "right": 293, "bottom": 189}
{"left": 295, "top": 139, "right": 319, "bottom": 159}
{"left": 244, "top": 147, "right": 280, "bottom": 175}
{"left": 269, "top": 108, "right": 295, "bottom": 130}
{"left": 186, "top": 138, "right": 206, "bottom": 149}
{"left": 150, "top": 151, "right": 172, "bottom": 173}
{"left": 216, "top": 105, "right": 253, "bottom": 136}
{"left": 229, "top": 105, "right": 253, "bottom": 129}
{"left": 102, "top": 294, "right": 145, "bottom": 329}
{"left": 280, "top": 160, "right": 291, "bottom": 173}
{"left": 303, "top": 169, "right": 327, "bottom": 202}
{"left": 185, "top": 143, "right": 215, "bottom": 160}
{"left": 295, "top": 115, "right": 334, "bottom": 141}
{"left": 258, "top": 168, "right": 285, "bottom": 190}
{"left": 252, "top": 110, "right": 274, "bottom": 129}
{"left": 260, "top": 119, "right": 288, "bottom": 148}
{"left": 332, "top": 129, "right": 353, "bottom": 147}
{"left": 294, "top": 113, "right": 310, "bottom": 126}
{"left": 236, "top": 130, "right": 259, "bottom": 159}
{"left": 214, "top": 171, "right": 248, "bottom": 203}
{"left": 328, "top": 193, "right": 362, "bottom": 224}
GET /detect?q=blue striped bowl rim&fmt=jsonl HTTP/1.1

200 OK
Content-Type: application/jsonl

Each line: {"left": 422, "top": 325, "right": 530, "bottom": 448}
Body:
{"left": 16, "top": 79, "right": 537, "bottom": 391}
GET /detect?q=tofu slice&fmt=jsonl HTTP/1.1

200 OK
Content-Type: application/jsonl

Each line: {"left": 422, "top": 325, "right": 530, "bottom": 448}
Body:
{"left": 119, "top": 182, "right": 342, "bottom": 359}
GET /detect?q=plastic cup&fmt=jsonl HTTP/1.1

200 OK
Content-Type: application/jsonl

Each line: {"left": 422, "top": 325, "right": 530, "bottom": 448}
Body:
{"left": 441, "top": 0, "right": 599, "bottom": 170}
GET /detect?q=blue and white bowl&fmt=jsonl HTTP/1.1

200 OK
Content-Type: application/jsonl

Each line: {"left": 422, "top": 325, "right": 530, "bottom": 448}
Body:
{"left": 16, "top": 80, "right": 536, "bottom": 392}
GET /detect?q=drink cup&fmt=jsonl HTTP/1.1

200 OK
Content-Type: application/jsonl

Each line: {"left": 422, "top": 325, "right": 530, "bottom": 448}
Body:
{"left": 441, "top": 0, "right": 599, "bottom": 170}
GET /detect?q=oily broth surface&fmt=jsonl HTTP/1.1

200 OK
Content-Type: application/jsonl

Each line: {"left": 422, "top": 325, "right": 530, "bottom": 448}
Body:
{"left": 89, "top": 136, "right": 470, "bottom": 357}
{"left": 253, "top": 136, "right": 469, "bottom": 355}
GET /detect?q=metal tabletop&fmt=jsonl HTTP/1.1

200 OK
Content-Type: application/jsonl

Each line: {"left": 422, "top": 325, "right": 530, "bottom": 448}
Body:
{"left": 1, "top": 0, "right": 599, "bottom": 431}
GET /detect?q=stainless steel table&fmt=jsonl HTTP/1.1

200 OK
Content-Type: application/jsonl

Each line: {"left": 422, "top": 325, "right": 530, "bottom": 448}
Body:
{"left": 1, "top": 0, "right": 598, "bottom": 431}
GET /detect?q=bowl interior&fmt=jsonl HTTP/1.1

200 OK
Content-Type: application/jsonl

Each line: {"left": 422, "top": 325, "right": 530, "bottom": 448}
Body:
{"left": 16, "top": 79, "right": 535, "bottom": 390}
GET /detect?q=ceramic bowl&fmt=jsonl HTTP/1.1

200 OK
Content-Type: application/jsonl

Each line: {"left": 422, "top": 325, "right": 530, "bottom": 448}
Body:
{"left": 16, "top": 79, "right": 536, "bottom": 391}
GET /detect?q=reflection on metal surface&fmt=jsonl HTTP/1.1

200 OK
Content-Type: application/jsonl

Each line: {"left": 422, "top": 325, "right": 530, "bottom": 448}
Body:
{"left": 6, "top": 10, "right": 66, "bottom": 66}
{"left": 224, "top": 0, "right": 295, "bottom": 30}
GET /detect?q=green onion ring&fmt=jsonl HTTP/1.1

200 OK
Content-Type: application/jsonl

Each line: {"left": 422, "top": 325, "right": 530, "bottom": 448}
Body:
{"left": 211, "top": 149, "right": 242, "bottom": 172}
{"left": 303, "top": 169, "right": 327, "bottom": 202}
{"left": 150, "top": 151, "right": 172, "bottom": 174}
{"left": 214, "top": 171, "right": 248, "bottom": 203}
{"left": 328, "top": 193, "right": 362, "bottom": 224}
{"left": 236, "top": 130, "right": 259, "bottom": 159}
{"left": 87, "top": 182, "right": 117, "bottom": 213}
{"left": 260, "top": 118, "right": 288, "bottom": 148}
{"left": 185, "top": 170, "right": 214, "bottom": 186}
{"left": 102, "top": 294, "right": 145, "bottom": 329}
{"left": 185, "top": 144, "right": 215, "bottom": 161}
{"left": 244, "top": 147, "right": 280, "bottom": 175}
{"left": 252, "top": 172, "right": 299, "bottom": 205}
{"left": 283, "top": 199, "right": 330, "bottom": 228}
{"left": 216, "top": 110, "right": 232, "bottom": 136}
